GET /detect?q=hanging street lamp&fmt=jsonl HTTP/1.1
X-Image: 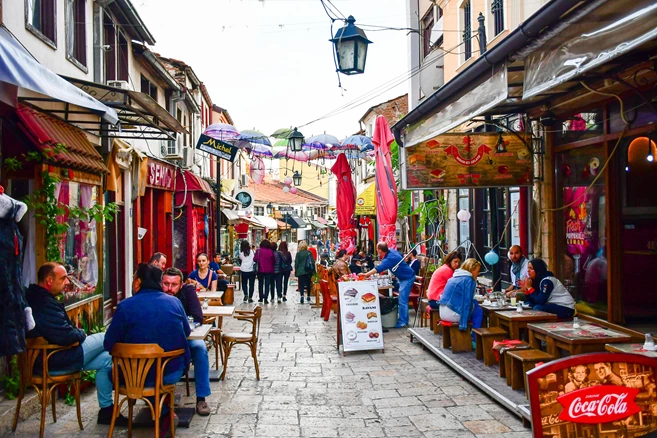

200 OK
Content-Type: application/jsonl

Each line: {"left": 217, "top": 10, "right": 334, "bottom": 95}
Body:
{"left": 266, "top": 202, "right": 274, "bottom": 215}
{"left": 329, "top": 16, "right": 372, "bottom": 75}
{"left": 288, "top": 128, "right": 305, "bottom": 152}
{"left": 293, "top": 171, "right": 302, "bottom": 186}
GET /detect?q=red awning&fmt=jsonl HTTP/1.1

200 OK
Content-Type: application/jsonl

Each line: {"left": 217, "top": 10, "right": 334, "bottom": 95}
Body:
{"left": 176, "top": 170, "right": 215, "bottom": 199}
{"left": 16, "top": 104, "right": 109, "bottom": 174}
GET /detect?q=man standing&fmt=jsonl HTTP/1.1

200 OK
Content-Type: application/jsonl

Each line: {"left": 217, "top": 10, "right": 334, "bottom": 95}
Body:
{"left": 162, "top": 268, "right": 212, "bottom": 416}
{"left": 149, "top": 252, "right": 167, "bottom": 270}
{"left": 104, "top": 264, "right": 190, "bottom": 434}
{"left": 26, "top": 263, "right": 127, "bottom": 426}
{"left": 505, "top": 245, "right": 529, "bottom": 296}
{"left": 363, "top": 243, "right": 415, "bottom": 328}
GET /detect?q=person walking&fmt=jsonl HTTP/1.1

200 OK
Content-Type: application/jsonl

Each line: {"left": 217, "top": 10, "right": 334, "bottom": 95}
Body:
{"left": 254, "top": 240, "right": 275, "bottom": 304}
{"left": 294, "top": 241, "right": 315, "bottom": 304}
{"left": 279, "top": 242, "right": 293, "bottom": 301}
{"left": 239, "top": 240, "right": 256, "bottom": 302}
{"left": 272, "top": 242, "right": 283, "bottom": 303}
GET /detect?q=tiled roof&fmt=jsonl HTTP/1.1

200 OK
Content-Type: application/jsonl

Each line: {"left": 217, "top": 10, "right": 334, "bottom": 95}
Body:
{"left": 251, "top": 177, "right": 327, "bottom": 205}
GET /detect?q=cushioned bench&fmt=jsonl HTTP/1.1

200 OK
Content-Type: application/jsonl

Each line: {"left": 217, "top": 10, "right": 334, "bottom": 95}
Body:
{"left": 440, "top": 320, "right": 472, "bottom": 353}
{"left": 472, "top": 327, "right": 507, "bottom": 366}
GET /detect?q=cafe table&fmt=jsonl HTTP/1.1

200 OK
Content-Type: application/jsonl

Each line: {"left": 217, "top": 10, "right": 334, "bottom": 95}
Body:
{"left": 527, "top": 321, "right": 632, "bottom": 357}
{"left": 604, "top": 343, "right": 657, "bottom": 357}
{"left": 187, "top": 324, "right": 212, "bottom": 341}
{"left": 494, "top": 309, "right": 558, "bottom": 341}
{"left": 479, "top": 303, "right": 516, "bottom": 327}
{"left": 197, "top": 291, "right": 224, "bottom": 299}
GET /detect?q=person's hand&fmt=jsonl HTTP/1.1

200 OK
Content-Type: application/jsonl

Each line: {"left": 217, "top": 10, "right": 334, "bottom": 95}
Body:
{"left": 505, "top": 290, "right": 515, "bottom": 298}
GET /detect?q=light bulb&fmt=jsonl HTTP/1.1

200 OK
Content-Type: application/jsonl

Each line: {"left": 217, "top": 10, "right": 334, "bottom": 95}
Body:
{"left": 648, "top": 153, "right": 654, "bottom": 162}
{"left": 625, "top": 166, "right": 630, "bottom": 172}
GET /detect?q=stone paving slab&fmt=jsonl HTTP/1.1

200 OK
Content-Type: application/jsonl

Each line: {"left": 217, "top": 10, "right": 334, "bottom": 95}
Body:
{"left": 7, "top": 287, "right": 531, "bottom": 437}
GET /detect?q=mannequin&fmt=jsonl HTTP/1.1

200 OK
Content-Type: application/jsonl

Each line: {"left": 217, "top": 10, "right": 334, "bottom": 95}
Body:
{"left": 0, "top": 186, "right": 27, "bottom": 222}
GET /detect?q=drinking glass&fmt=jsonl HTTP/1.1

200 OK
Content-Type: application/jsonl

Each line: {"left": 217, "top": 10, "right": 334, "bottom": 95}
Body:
{"left": 510, "top": 297, "right": 517, "bottom": 306}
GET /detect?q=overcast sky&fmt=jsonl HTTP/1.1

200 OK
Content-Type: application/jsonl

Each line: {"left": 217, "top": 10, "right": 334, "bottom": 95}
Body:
{"left": 137, "top": 0, "right": 409, "bottom": 139}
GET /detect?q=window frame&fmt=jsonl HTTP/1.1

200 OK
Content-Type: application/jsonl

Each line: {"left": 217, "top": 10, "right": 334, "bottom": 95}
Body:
{"left": 65, "top": 0, "right": 87, "bottom": 72}
{"left": 421, "top": 9, "right": 434, "bottom": 59}
{"left": 491, "top": 0, "right": 505, "bottom": 38}
{"left": 461, "top": 0, "right": 473, "bottom": 62}
{"left": 25, "top": 0, "right": 57, "bottom": 49}
{"left": 140, "top": 74, "right": 158, "bottom": 102}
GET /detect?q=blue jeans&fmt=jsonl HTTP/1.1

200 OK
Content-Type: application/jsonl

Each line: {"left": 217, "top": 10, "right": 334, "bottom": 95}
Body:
{"left": 145, "top": 368, "right": 184, "bottom": 416}
{"left": 397, "top": 277, "right": 414, "bottom": 326}
{"left": 534, "top": 303, "right": 575, "bottom": 319}
{"left": 188, "top": 340, "right": 211, "bottom": 398}
{"left": 81, "top": 333, "right": 113, "bottom": 408}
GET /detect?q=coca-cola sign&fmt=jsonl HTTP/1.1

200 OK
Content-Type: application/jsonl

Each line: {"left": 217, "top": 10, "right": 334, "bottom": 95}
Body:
{"left": 557, "top": 386, "right": 640, "bottom": 424}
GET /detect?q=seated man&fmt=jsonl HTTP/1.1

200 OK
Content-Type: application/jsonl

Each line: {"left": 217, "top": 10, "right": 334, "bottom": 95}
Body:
{"left": 162, "top": 268, "right": 211, "bottom": 416}
{"left": 149, "top": 252, "right": 167, "bottom": 270}
{"left": 104, "top": 264, "right": 190, "bottom": 434}
{"left": 207, "top": 253, "right": 229, "bottom": 292}
{"left": 505, "top": 245, "right": 528, "bottom": 298}
{"left": 26, "top": 263, "right": 128, "bottom": 426}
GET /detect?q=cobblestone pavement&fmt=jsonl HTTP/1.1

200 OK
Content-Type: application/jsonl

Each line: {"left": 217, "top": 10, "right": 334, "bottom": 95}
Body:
{"left": 10, "top": 294, "right": 531, "bottom": 437}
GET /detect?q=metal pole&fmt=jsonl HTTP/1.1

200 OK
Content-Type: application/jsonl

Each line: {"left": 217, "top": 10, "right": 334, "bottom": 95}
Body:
{"left": 216, "top": 158, "right": 221, "bottom": 255}
{"left": 489, "top": 189, "right": 501, "bottom": 291}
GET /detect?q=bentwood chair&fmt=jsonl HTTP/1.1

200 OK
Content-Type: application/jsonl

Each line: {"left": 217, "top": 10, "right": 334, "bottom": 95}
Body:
{"left": 12, "top": 337, "right": 83, "bottom": 438}
{"left": 220, "top": 306, "right": 262, "bottom": 380}
{"left": 108, "top": 343, "right": 185, "bottom": 438}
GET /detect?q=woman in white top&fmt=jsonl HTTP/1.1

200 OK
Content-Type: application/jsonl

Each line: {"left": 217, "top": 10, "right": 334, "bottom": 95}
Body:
{"left": 239, "top": 240, "right": 256, "bottom": 302}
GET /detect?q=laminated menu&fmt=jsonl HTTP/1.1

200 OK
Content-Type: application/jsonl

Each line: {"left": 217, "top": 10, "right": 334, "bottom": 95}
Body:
{"left": 338, "top": 280, "right": 384, "bottom": 353}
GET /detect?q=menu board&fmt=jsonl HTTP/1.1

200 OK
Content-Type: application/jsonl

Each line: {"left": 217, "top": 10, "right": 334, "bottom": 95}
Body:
{"left": 401, "top": 132, "right": 533, "bottom": 190}
{"left": 338, "top": 280, "right": 384, "bottom": 353}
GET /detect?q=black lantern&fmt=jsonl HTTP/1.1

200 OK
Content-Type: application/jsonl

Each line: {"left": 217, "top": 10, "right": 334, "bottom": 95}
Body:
{"left": 329, "top": 16, "right": 372, "bottom": 75}
{"left": 288, "top": 128, "right": 304, "bottom": 152}
{"left": 266, "top": 203, "right": 273, "bottom": 215}
{"left": 293, "top": 171, "right": 302, "bottom": 186}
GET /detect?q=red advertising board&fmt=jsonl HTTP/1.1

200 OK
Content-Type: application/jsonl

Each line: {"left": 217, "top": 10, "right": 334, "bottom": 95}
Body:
{"left": 526, "top": 353, "right": 657, "bottom": 437}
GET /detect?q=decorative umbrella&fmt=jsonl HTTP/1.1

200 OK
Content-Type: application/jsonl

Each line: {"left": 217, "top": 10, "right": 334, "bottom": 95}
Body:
{"left": 204, "top": 123, "right": 240, "bottom": 142}
{"left": 271, "top": 128, "right": 293, "bottom": 139}
{"left": 274, "top": 147, "right": 310, "bottom": 162}
{"left": 250, "top": 155, "right": 265, "bottom": 185}
{"left": 330, "top": 153, "right": 357, "bottom": 254}
{"left": 237, "top": 129, "right": 272, "bottom": 146}
{"left": 373, "top": 115, "right": 398, "bottom": 249}
{"left": 339, "top": 135, "right": 374, "bottom": 152}
{"left": 305, "top": 133, "right": 340, "bottom": 150}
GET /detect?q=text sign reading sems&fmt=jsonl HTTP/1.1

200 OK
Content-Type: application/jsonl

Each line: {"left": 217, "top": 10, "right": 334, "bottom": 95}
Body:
{"left": 196, "top": 134, "right": 238, "bottom": 162}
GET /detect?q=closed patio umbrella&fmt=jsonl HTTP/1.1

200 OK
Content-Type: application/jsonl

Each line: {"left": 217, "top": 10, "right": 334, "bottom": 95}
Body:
{"left": 373, "top": 115, "right": 397, "bottom": 249}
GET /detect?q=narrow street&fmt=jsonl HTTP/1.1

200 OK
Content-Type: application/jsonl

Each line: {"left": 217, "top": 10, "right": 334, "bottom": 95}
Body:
{"left": 11, "top": 297, "right": 530, "bottom": 437}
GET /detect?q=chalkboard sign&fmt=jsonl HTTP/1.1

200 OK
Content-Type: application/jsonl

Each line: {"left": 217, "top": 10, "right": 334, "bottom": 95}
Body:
{"left": 338, "top": 280, "right": 384, "bottom": 353}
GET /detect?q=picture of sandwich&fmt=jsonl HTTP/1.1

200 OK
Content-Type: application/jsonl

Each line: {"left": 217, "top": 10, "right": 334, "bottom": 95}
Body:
{"left": 426, "top": 139, "right": 440, "bottom": 149}
{"left": 361, "top": 293, "right": 376, "bottom": 303}
{"left": 408, "top": 153, "right": 426, "bottom": 166}
{"left": 346, "top": 312, "right": 355, "bottom": 323}
{"left": 367, "top": 312, "right": 377, "bottom": 319}
{"left": 356, "top": 321, "right": 368, "bottom": 330}
{"left": 430, "top": 168, "right": 446, "bottom": 180}
{"left": 344, "top": 288, "right": 358, "bottom": 299}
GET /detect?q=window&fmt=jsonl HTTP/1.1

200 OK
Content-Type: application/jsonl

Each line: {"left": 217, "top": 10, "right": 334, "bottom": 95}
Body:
{"left": 457, "top": 189, "right": 471, "bottom": 245}
{"left": 65, "top": 0, "right": 86, "bottom": 68}
{"left": 462, "top": 1, "right": 472, "bottom": 61}
{"left": 117, "top": 32, "right": 128, "bottom": 81}
{"left": 26, "top": 0, "right": 56, "bottom": 46}
{"left": 140, "top": 75, "right": 158, "bottom": 101}
{"left": 103, "top": 13, "right": 129, "bottom": 82}
{"left": 491, "top": 0, "right": 504, "bottom": 37}
{"left": 421, "top": 10, "right": 434, "bottom": 59}
{"left": 254, "top": 206, "right": 264, "bottom": 216}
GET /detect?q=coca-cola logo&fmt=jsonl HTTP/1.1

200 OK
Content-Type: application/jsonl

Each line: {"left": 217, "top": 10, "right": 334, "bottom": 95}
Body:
{"left": 557, "top": 386, "right": 641, "bottom": 424}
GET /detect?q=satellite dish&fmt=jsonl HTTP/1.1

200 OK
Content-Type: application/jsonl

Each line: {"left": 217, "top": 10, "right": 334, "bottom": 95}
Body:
{"left": 419, "top": 48, "right": 445, "bottom": 98}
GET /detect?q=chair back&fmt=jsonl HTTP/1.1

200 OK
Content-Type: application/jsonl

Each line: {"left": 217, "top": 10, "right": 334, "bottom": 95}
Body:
{"left": 20, "top": 337, "right": 80, "bottom": 384}
{"left": 235, "top": 305, "right": 263, "bottom": 339}
{"left": 109, "top": 343, "right": 164, "bottom": 399}
{"left": 319, "top": 279, "right": 330, "bottom": 299}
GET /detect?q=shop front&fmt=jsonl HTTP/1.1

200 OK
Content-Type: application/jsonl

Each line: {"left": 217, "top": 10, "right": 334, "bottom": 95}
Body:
{"left": 355, "top": 183, "right": 376, "bottom": 253}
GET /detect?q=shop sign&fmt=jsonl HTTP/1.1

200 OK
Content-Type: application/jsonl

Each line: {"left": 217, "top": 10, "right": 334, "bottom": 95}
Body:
{"left": 278, "top": 206, "right": 294, "bottom": 212}
{"left": 196, "top": 134, "right": 238, "bottom": 162}
{"left": 401, "top": 133, "right": 533, "bottom": 190}
{"left": 234, "top": 190, "right": 254, "bottom": 210}
{"left": 526, "top": 353, "right": 657, "bottom": 437}
{"left": 338, "top": 280, "right": 384, "bottom": 353}
{"left": 148, "top": 161, "right": 174, "bottom": 190}
{"left": 355, "top": 183, "right": 375, "bottom": 216}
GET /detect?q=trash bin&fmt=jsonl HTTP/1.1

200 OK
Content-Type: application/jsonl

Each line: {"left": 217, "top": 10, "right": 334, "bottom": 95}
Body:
{"left": 379, "top": 296, "right": 398, "bottom": 328}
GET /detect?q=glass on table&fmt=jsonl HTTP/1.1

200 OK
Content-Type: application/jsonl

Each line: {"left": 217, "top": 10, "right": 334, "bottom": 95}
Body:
{"left": 187, "top": 316, "right": 195, "bottom": 330}
{"left": 510, "top": 296, "right": 517, "bottom": 306}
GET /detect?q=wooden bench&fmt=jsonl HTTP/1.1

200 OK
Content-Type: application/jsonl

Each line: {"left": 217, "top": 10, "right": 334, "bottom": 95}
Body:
{"left": 472, "top": 327, "right": 507, "bottom": 366}
{"left": 440, "top": 321, "right": 472, "bottom": 353}
{"left": 506, "top": 349, "right": 554, "bottom": 395}
{"left": 497, "top": 341, "right": 531, "bottom": 381}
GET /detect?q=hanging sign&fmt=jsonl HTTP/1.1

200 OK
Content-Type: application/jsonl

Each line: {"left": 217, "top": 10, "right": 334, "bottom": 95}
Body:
{"left": 401, "top": 133, "right": 533, "bottom": 190}
{"left": 234, "top": 190, "right": 254, "bottom": 210}
{"left": 338, "top": 280, "right": 384, "bottom": 353}
{"left": 526, "top": 353, "right": 657, "bottom": 437}
{"left": 196, "top": 134, "right": 238, "bottom": 162}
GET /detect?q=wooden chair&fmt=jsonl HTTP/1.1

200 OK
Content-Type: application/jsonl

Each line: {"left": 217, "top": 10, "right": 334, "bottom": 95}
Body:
{"left": 429, "top": 308, "right": 442, "bottom": 335}
{"left": 410, "top": 275, "right": 424, "bottom": 312}
{"left": 440, "top": 321, "right": 473, "bottom": 353}
{"left": 108, "top": 343, "right": 185, "bottom": 438}
{"left": 12, "top": 337, "right": 83, "bottom": 438}
{"left": 472, "top": 327, "right": 507, "bottom": 366}
{"left": 220, "top": 306, "right": 262, "bottom": 380}
{"left": 319, "top": 280, "right": 337, "bottom": 321}
{"left": 325, "top": 271, "right": 339, "bottom": 315}
{"left": 506, "top": 349, "right": 554, "bottom": 394}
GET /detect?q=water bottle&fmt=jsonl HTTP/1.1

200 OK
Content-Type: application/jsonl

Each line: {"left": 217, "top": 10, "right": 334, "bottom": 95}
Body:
{"left": 572, "top": 317, "right": 581, "bottom": 329}
{"left": 644, "top": 333, "right": 656, "bottom": 351}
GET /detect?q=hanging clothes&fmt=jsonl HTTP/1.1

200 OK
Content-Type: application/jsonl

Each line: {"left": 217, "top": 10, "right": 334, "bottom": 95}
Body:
{"left": 0, "top": 199, "right": 27, "bottom": 356}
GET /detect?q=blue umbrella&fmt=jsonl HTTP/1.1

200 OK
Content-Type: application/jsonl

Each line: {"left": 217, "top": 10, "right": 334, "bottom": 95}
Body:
{"left": 237, "top": 129, "right": 272, "bottom": 146}
{"left": 340, "top": 135, "right": 374, "bottom": 152}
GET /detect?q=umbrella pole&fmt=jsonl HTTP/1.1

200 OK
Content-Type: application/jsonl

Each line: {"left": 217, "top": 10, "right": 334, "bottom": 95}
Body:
{"left": 216, "top": 158, "right": 221, "bottom": 255}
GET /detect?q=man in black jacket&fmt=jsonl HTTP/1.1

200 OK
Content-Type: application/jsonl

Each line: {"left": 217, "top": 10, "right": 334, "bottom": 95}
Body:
{"left": 162, "top": 268, "right": 211, "bottom": 416}
{"left": 26, "top": 262, "right": 127, "bottom": 426}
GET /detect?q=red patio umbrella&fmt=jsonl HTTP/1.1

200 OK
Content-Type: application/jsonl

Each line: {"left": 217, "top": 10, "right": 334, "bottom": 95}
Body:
{"left": 373, "top": 115, "right": 398, "bottom": 249}
{"left": 330, "top": 153, "right": 357, "bottom": 254}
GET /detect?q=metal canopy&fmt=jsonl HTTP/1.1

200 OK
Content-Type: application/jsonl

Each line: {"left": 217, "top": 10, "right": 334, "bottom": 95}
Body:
{"left": 20, "top": 76, "right": 187, "bottom": 141}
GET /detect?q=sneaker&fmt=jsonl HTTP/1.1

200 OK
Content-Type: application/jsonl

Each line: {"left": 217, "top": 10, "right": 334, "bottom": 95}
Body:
{"left": 282, "top": 296, "right": 287, "bottom": 302}
{"left": 248, "top": 299, "right": 254, "bottom": 303}
{"left": 196, "top": 400, "right": 211, "bottom": 416}
{"left": 277, "top": 298, "right": 282, "bottom": 303}
{"left": 264, "top": 300, "right": 269, "bottom": 304}
{"left": 97, "top": 406, "right": 129, "bottom": 426}
{"left": 243, "top": 296, "right": 248, "bottom": 302}
{"left": 306, "top": 296, "right": 312, "bottom": 304}
{"left": 300, "top": 296, "right": 304, "bottom": 304}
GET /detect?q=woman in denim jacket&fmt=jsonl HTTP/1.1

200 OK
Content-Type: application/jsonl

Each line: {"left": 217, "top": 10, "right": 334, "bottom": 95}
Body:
{"left": 437, "top": 258, "right": 484, "bottom": 332}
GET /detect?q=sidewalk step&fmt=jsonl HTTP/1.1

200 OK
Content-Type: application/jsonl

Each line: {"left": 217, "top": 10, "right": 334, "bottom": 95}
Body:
{"left": 0, "top": 391, "right": 40, "bottom": 436}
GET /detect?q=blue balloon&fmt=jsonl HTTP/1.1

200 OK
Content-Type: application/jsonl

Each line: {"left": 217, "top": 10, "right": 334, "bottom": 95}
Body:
{"left": 484, "top": 251, "right": 500, "bottom": 265}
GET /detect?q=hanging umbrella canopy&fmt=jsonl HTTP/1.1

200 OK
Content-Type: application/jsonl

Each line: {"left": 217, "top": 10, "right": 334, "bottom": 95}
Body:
{"left": 274, "top": 147, "right": 310, "bottom": 162}
{"left": 373, "top": 115, "right": 398, "bottom": 249}
{"left": 339, "top": 135, "right": 374, "bottom": 152}
{"left": 305, "top": 133, "right": 341, "bottom": 150}
{"left": 271, "top": 128, "right": 293, "bottom": 139}
{"left": 237, "top": 129, "right": 272, "bottom": 146}
{"left": 204, "top": 123, "right": 240, "bottom": 142}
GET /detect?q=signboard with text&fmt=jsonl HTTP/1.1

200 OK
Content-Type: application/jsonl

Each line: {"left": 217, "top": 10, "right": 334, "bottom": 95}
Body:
{"left": 338, "top": 280, "right": 384, "bottom": 353}
{"left": 196, "top": 134, "right": 238, "bottom": 162}
{"left": 147, "top": 160, "right": 175, "bottom": 190}
{"left": 526, "top": 352, "right": 657, "bottom": 438}
{"left": 401, "top": 132, "right": 533, "bottom": 189}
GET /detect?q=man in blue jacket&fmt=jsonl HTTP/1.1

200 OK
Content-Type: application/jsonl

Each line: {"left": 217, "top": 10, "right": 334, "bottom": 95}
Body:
{"left": 363, "top": 242, "right": 416, "bottom": 328}
{"left": 26, "top": 262, "right": 128, "bottom": 426}
{"left": 104, "top": 263, "right": 190, "bottom": 434}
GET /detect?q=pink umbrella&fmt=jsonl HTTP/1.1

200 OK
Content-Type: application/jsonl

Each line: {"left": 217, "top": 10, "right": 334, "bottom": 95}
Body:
{"left": 373, "top": 115, "right": 398, "bottom": 249}
{"left": 330, "top": 153, "right": 357, "bottom": 254}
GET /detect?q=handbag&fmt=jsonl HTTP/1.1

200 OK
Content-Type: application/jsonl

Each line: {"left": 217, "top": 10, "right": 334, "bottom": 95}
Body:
{"left": 253, "top": 250, "right": 259, "bottom": 274}
{"left": 305, "top": 252, "right": 316, "bottom": 273}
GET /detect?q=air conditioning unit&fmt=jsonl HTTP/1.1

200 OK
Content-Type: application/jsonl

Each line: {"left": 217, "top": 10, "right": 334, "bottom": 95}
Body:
{"left": 165, "top": 133, "right": 183, "bottom": 159}
{"left": 182, "top": 147, "right": 195, "bottom": 168}
{"left": 107, "top": 80, "right": 132, "bottom": 91}
{"left": 239, "top": 174, "right": 249, "bottom": 188}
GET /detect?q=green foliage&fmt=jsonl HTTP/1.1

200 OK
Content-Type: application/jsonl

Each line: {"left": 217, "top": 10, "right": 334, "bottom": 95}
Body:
{"left": 3, "top": 157, "right": 22, "bottom": 171}
{"left": 64, "top": 370, "right": 96, "bottom": 406}
{"left": 2, "top": 355, "right": 20, "bottom": 400}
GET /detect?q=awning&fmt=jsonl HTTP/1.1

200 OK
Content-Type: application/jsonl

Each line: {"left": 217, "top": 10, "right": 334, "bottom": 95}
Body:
{"left": 316, "top": 217, "right": 328, "bottom": 225}
{"left": 221, "top": 209, "right": 262, "bottom": 227}
{"left": 283, "top": 215, "right": 308, "bottom": 229}
{"left": 178, "top": 170, "right": 215, "bottom": 198}
{"left": 310, "top": 220, "right": 327, "bottom": 229}
{"left": 0, "top": 27, "right": 118, "bottom": 125}
{"left": 28, "top": 76, "right": 187, "bottom": 141}
{"left": 254, "top": 215, "right": 278, "bottom": 230}
{"left": 354, "top": 183, "right": 376, "bottom": 215}
{"left": 16, "top": 104, "right": 109, "bottom": 174}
